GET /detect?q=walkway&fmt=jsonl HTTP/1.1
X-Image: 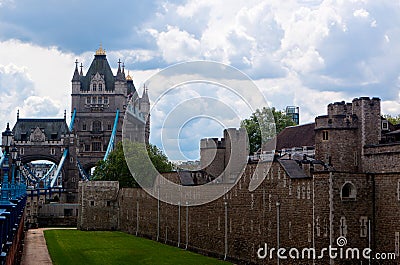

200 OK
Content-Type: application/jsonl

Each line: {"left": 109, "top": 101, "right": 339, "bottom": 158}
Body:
{"left": 20, "top": 228, "right": 76, "bottom": 265}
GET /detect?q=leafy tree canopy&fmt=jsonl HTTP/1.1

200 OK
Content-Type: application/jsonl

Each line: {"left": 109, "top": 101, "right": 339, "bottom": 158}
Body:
{"left": 92, "top": 141, "right": 173, "bottom": 188}
{"left": 240, "top": 107, "right": 296, "bottom": 154}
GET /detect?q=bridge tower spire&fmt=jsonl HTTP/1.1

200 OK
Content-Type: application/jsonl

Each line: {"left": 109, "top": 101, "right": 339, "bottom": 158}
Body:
{"left": 72, "top": 59, "right": 80, "bottom": 82}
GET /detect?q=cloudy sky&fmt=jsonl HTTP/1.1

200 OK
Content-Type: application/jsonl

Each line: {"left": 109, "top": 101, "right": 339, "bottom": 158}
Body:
{"left": 1, "top": 0, "right": 400, "bottom": 160}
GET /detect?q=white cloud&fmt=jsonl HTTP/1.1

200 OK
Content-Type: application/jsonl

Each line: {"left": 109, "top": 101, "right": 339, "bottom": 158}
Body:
{"left": 20, "top": 96, "right": 60, "bottom": 117}
{"left": 0, "top": 40, "right": 75, "bottom": 120}
{"left": 382, "top": 100, "right": 400, "bottom": 116}
{"left": 256, "top": 71, "right": 350, "bottom": 123}
{"left": 353, "top": 8, "right": 369, "bottom": 18}
{"left": 149, "top": 26, "right": 201, "bottom": 63}
{"left": 0, "top": 63, "right": 34, "bottom": 129}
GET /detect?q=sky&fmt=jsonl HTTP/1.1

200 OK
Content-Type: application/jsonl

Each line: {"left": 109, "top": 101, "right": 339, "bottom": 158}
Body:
{"left": 0, "top": 0, "right": 400, "bottom": 161}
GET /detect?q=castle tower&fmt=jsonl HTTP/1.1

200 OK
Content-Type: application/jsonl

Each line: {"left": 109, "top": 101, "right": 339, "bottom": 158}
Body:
{"left": 199, "top": 128, "right": 248, "bottom": 183}
{"left": 71, "top": 45, "right": 148, "bottom": 172}
{"left": 315, "top": 97, "right": 382, "bottom": 172}
{"left": 315, "top": 101, "right": 359, "bottom": 172}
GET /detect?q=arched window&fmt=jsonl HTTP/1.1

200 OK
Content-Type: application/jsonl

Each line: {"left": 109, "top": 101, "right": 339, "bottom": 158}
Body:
{"left": 341, "top": 182, "right": 357, "bottom": 200}
{"left": 92, "top": 83, "right": 97, "bottom": 91}
{"left": 92, "top": 120, "right": 102, "bottom": 132}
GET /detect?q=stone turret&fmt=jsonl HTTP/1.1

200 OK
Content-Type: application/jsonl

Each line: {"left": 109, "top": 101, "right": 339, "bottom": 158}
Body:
{"left": 351, "top": 97, "right": 381, "bottom": 148}
{"left": 200, "top": 137, "right": 226, "bottom": 179}
{"left": 200, "top": 128, "right": 248, "bottom": 183}
{"left": 315, "top": 97, "right": 382, "bottom": 172}
{"left": 140, "top": 86, "right": 150, "bottom": 114}
{"left": 115, "top": 59, "right": 127, "bottom": 95}
{"left": 223, "top": 128, "right": 249, "bottom": 183}
{"left": 71, "top": 60, "right": 81, "bottom": 94}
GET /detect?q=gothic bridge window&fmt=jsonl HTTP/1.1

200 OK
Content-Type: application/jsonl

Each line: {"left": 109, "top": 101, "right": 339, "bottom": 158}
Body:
{"left": 341, "top": 182, "right": 357, "bottom": 200}
{"left": 92, "top": 142, "right": 102, "bottom": 152}
{"left": 90, "top": 73, "right": 105, "bottom": 92}
{"left": 92, "top": 120, "right": 102, "bottom": 132}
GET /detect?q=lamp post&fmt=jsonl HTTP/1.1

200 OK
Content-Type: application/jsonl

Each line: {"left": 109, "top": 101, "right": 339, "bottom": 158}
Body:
{"left": 15, "top": 155, "right": 21, "bottom": 198}
{"left": 1, "top": 123, "right": 13, "bottom": 203}
{"left": 10, "top": 144, "right": 17, "bottom": 200}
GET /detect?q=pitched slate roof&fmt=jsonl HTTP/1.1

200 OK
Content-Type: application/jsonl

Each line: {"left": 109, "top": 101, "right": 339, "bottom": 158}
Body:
{"left": 278, "top": 159, "right": 309, "bottom": 179}
{"left": 79, "top": 54, "right": 115, "bottom": 91}
{"left": 276, "top": 123, "right": 315, "bottom": 150}
{"left": 12, "top": 118, "right": 69, "bottom": 141}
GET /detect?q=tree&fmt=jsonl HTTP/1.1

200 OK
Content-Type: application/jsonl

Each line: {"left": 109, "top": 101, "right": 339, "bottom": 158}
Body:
{"left": 92, "top": 141, "right": 173, "bottom": 188}
{"left": 146, "top": 144, "right": 174, "bottom": 173}
{"left": 383, "top": 114, "right": 400, "bottom": 125}
{"left": 240, "top": 107, "right": 296, "bottom": 154}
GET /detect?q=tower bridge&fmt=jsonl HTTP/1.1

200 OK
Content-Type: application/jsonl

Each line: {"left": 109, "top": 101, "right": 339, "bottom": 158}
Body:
{"left": 7, "top": 45, "right": 149, "bottom": 199}
{"left": 0, "top": 46, "right": 149, "bottom": 261}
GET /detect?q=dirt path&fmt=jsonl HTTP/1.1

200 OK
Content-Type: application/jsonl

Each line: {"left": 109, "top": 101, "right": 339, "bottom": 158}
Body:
{"left": 20, "top": 228, "right": 76, "bottom": 265}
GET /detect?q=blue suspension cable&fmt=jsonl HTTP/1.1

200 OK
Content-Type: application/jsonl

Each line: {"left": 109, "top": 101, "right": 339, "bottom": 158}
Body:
{"left": 104, "top": 109, "right": 119, "bottom": 161}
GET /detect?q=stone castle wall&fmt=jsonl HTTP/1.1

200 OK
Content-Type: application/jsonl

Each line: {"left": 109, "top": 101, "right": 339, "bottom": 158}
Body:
{"left": 79, "top": 163, "right": 318, "bottom": 264}
{"left": 363, "top": 143, "right": 400, "bottom": 173}
{"left": 78, "top": 165, "right": 400, "bottom": 264}
{"left": 374, "top": 173, "right": 400, "bottom": 257}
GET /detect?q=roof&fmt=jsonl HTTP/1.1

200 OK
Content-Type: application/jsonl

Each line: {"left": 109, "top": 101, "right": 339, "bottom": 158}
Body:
{"left": 12, "top": 118, "right": 69, "bottom": 141}
{"left": 178, "top": 171, "right": 195, "bottom": 185}
{"left": 278, "top": 159, "right": 309, "bottom": 179}
{"left": 269, "top": 123, "right": 315, "bottom": 151}
{"left": 385, "top": 129, "right": 400, "bottom": 135}
{"left": 79, "top": 54, "right": 115, "bottom": 91}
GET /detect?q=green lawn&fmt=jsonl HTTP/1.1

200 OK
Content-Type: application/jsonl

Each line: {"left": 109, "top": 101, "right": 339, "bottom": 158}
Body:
{"left": 44, "top": 229, "right": 231, "bottom": 265}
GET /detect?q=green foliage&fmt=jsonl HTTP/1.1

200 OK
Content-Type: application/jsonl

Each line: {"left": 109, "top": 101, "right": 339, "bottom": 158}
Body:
{"left": 272, "top": 107, "right": 297, "bottom": 133}
{"left": 44, "top": 230, "right": 230, "bottom": 265}
{"left": 241, "top": 107, "right": 296, "bottom": 154}
{"left": 383, "top": 114, "right": 400, "bottom": 125}
{"left": 146, "top": 144, "right": 174, "bottom": 173}
{"left": 92, "top": 142, "right": 137, "bottom": 188}
{"left": 92, "top": 141, "right": 173, "bottom": 188}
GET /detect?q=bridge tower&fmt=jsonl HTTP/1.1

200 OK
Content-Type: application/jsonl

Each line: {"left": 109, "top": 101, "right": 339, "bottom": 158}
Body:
{"left": 71, "top": 45, "right": 149, "bottom": 172}
{"left": 12, "top": 114, "right": 79, "bottom": 202}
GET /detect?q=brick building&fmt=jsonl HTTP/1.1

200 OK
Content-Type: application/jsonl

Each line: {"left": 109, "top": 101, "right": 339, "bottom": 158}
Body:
{"left": 78, "top": 97, "right": 400, "bottom": 264}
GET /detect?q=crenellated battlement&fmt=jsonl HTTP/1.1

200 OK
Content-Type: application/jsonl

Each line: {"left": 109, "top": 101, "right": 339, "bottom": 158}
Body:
{"left": 327, "top": 101, "right": 353, "bottom": 116}
{"left": 315, "top": 114, "right": 358, "bottom": 130}
{"left": 200, "top": 137, "right": 226, "bottom": 149}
